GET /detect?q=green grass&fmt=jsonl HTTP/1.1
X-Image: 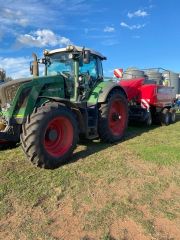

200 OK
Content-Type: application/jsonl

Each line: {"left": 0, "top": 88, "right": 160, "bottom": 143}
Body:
{"left": 0, "top": 120, "right": 180, "bottom": 240}
{"left": 126, "top": 124, "right": 180, "bottom": 165}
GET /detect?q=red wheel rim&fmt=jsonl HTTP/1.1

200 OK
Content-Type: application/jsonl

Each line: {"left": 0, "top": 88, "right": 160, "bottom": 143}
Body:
{"left": 44, "top": 117, "right": 73, "bottom": 157}
{"left": 108, "top": 99, "right": 126, "bottom": 136}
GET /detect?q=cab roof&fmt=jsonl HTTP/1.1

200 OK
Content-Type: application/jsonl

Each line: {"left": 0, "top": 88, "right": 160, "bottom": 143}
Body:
{"left": 45, "top": 45, "right": 106, "bottom": 60}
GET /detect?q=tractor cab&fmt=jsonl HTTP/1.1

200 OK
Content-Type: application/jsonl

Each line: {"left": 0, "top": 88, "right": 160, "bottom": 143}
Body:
{"left": 31, "top": 45, "right": 106, "bottom": 101}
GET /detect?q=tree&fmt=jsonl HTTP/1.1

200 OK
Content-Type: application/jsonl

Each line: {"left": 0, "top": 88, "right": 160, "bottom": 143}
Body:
{"left": 0, "top": 68, "right": 13, "bottom": 82}
{"left": 5, "top": 76, "right": 13, "bottom": 82}
{"left": 0, "top": 68, "right": 6, "bottom": 81}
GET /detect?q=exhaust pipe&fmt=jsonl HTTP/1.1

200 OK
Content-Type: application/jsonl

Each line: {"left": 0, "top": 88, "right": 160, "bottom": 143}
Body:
{"left": 32, "top": 53, "right": 39, "bottom": 77}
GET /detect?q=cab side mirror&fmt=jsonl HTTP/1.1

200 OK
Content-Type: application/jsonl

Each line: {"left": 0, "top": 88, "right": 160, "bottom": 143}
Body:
{"left": 83, "top": 50, "right": 90, "bottom": 64}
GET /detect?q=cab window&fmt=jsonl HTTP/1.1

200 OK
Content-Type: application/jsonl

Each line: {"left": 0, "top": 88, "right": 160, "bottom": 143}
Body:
{"left": 97, "top": 58, "right": 103, "bottom": 79}
{"left": 79, "top": 55, "right": 98, "bottom": 80}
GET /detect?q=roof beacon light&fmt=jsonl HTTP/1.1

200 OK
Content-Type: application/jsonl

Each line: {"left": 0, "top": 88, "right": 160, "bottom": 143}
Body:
{"left": 66, "top": 45, "right": 74, "bottom": 51}
{"left": 43, "top": 49, "right": 49, "bottom": 56}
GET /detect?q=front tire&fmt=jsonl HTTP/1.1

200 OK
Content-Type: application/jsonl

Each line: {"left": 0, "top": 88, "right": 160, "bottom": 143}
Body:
{"left": 98, "top": 90, "right": 128, "bottom": 143}
{"left": 21, "top": 103, "right": 78, "bottom": 169}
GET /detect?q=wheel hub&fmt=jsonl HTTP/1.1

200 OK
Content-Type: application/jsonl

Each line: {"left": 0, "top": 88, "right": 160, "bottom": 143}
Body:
{"left": 47, "top": 129, "right": 58, "bottom": 141}
{"left": 112, "top": 113, "right": 121, "bottom": 121}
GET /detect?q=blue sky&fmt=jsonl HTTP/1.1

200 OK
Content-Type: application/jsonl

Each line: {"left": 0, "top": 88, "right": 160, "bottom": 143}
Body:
{"left": 0, "top": 0, "right": 180, "bottom": 78}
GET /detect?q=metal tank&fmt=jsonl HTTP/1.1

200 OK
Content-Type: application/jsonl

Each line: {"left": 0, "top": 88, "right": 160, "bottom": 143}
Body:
{"left": 123, "top": 68, "right": 145, "bottom": 79}
{"left": 145, "top": 70, "right": 163, "bottom": 85}
{"left": 163, "top": 71, "right": 179, "bottom": 95}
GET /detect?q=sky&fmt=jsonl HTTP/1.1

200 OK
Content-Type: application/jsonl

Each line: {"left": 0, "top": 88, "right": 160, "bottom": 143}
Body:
{"left": 0, "top": 0, "right": 180, "bottom": 79}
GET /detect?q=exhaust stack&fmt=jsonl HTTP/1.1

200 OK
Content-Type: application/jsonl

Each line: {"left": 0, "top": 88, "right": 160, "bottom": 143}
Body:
{"left": 32, "top": 53, "right": 39, "bottom": 77}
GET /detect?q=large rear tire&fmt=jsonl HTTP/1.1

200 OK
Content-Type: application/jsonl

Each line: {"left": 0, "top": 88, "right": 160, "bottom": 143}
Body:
{"left": 98, "top": 90, "right": 128, "bottom": 143}
{"left": 21, "top": 103, "right": 78, "bottom": 169}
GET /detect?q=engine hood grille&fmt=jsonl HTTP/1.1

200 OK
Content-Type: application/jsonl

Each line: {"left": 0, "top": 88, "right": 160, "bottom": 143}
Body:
{"left": 0, "top": 78, "right": 32, "bottom": 106}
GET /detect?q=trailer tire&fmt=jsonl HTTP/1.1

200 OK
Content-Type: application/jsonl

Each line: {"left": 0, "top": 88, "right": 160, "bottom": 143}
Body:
{"left": 169, "top": 108, "right": 176, "bottom": 124}
{"left": 145, "top": 111, "right": 152, "bottom": 126}
{"left": 161, "top": 108, "right": 170, "bottom": 126}
{"left": 98, "top": 90, "right": 128, "bottom": 143}
{"left": 20, "top": 102, "right": 78, "bottom": 169}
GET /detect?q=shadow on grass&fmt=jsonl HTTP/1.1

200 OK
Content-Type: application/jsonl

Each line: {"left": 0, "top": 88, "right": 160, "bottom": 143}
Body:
{"left": 0, "top": 116, "right": 179, "bottom": 169}
{"left": 70, "top": 114, "right": 180, "bottom": 167}
{"left": 0, "top": 142, "right": 20, "bottom": 151}
{"left": 70, "top": 124, "right": 159, "bottom": 165}
{"left": 73, "top": 113, "right": 180, "bottom": 161}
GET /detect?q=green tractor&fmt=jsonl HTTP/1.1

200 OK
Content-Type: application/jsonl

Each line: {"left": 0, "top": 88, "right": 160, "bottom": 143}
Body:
{"left": 0, "top": 45, "right": 128, "bottom": 168}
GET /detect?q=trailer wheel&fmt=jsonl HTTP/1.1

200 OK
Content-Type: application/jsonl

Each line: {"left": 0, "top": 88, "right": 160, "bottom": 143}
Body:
{"left": 145, "top": 111, "right": 152, "bottom": 126}
{"left": 169, "top": 108, "right": 176, "bottom": 124}
{"left": 20, "top": 103, "right": 78, "bottom": 169}
{"left": 98, "top": 90, "right": 128, "bottom": 143}
{"left": 161, "top": 108, "right": 170, "bottom": 126}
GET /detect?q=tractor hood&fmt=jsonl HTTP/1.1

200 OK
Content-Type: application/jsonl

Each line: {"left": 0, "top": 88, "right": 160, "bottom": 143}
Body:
{"left": 0, "top": 77, "right": 32, "bottom": 106}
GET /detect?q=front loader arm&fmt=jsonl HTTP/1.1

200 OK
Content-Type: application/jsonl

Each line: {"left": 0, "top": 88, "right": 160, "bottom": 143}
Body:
{"left": 7, "top": 75, "right": 65, "bottom": 124}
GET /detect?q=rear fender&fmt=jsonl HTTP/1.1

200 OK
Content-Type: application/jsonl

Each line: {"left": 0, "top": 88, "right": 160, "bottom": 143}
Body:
{"left": 98, "top": 84, "right": 127, "bottom": 103}
{"left": 88, "top": 81, "right": 127, "bottom": 105}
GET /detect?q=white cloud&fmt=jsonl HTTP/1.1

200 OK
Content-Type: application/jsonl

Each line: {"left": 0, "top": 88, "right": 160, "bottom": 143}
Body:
{"left": 120, "top": 22, "right": 146, "bottom": 30}
{"left": 16, "top": 29, "right": 72, "bottom": 48}
{"left": 128, "top": 10, "right": 149, "bottom": 18}
{"left": 0, "top": 7, "right": 29, "bottom": 27}
{"left": 0, "top": 1, "right": 92, "bottom": 31}
{"left": 104, "top": 26, "right": 115, "bottom": 32}
{"left": 0, "top": 57, "right": 31, "bottom": 79}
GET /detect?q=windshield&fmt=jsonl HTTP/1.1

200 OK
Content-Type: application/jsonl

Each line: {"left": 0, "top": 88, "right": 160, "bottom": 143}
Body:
{"left": 47, "top": 52, "right": 74, "bottom": 98}
{"left": 47, "top": 52, "right": 74, "bottom": 76}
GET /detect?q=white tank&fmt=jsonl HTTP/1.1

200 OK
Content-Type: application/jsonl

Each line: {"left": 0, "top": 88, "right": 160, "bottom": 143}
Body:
{"left": 145, "top": 70, "right": 163, "bottom": 85}
{"left": 123, "top": 68, "right": 145, "bottom": 79}
{"left": 163, "top": 71, "right": 179, "bottom": 95}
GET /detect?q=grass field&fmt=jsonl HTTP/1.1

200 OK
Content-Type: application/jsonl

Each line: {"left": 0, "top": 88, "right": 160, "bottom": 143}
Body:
{"left": 0, "top": 115, "right": 180, "bottom": 240}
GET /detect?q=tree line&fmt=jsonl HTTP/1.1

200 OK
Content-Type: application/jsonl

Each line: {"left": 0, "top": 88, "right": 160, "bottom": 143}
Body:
{"left": 0, "top": 68, "right": 13, "bottom": 82}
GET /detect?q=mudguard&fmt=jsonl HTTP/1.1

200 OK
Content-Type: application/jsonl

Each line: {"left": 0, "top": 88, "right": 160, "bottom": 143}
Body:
{"left": 88, "top": 80, "right": 127, "bottom": 105}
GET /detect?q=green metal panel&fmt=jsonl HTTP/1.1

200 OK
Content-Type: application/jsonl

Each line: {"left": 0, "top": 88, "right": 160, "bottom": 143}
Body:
{"left": 87, "top": 80, "right": 121, "bottom": 105}
{"left": 5, "top": 75, "right": 65, "bottom": 120}
{"left": 88, "top": 79, "right": 127, "bottom": 105}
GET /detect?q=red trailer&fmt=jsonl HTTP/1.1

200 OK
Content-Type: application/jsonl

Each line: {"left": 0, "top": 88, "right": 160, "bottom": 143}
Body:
{"left": 118, "top": 77, "right": 176, "bottom": 126}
